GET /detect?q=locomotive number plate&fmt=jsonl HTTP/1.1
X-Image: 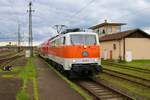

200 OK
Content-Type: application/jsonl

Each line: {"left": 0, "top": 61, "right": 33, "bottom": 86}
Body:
{"left": 76, "top": 58, "right": 95, "bottom": 63}
{"left": 82, "top": 59, "right": 89, "bottom": 63}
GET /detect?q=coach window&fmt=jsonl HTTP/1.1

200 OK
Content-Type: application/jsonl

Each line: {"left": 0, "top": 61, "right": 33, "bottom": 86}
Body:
{"left": 49, "top": 42, "right": 52, "bottom": 47}
{"left": 55, "top": 40, "right": 57, "bottom": 46}
{"left": 63, "top": 37, "right": 66, "bottom": 45}
{"left": 58, "top": 38, "right": 61, "bottom": 46}
{"left": 51, "top": 41, "right": 54, "bottom": 47}
{"left": 60, "top": 37, "right": 63, "bottom": 45}
{"left": 57, "top": 39, "right": 59, "bottom": 46}
{"left": 55, "top": 39, "right": 59, "bottom": 47}
{"left": 52, "top": 41, "right": 55, "bottom": 47}
{"left": 55, "top": 39, "right": 59, "bottom": 46}
{"left": 53, "top": 41, "right": 56, "bottom": 47}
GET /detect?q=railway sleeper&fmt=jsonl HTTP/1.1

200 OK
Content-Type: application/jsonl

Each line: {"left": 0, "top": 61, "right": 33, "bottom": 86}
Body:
{"left": 97, "top": 94, "right": 124, "bottom": 100}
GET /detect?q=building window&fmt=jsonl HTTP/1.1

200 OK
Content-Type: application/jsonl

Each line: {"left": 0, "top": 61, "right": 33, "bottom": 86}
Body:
{"left": 116, "top": 26, "right": 121, "bottom": 32}
{"left": 102, "top": 29, "right": 105, "bottom": 34}
{"left": 108, "top": 27, "right": 112, "bottom": 33}
{"left": 113, "top": 44, "right": 116, "bottom": 50}
{"left": 99, "top": 29, "right": 102, "bottom": 34}
{"left": 96, "top": 29, "right": 99, "bottom": 34}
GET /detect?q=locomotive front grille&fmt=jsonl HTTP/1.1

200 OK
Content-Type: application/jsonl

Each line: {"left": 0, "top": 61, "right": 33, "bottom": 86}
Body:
{"left": 71, "top": 63, "right": 102, "bottom": 75}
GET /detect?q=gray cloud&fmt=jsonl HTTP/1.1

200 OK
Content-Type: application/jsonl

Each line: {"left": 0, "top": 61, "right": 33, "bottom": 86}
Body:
{"left": 0, "top": 0, "right": 150, "bottom": 45}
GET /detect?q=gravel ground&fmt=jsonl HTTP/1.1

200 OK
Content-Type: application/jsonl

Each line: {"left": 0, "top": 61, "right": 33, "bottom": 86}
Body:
{"left": 11, "top": 56, "right": 27, "bottom": 67}
{"left": 0, "top": 56, "right": 27, "bottom": 76}
{"left": 0, "top": 56, "right": 26, "bottom": 100}
{"left": 35, "top": 57, "right": 84, "bottom": 100}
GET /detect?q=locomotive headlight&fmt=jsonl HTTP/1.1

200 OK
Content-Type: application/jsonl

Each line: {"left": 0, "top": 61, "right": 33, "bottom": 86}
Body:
{"left": 83, "top": 45, "right": 87, "bottom": 49}
{"left": 94, "top": 58, "right": 98, "bottom": 62}
{"left": 73, "top": 59, "right": 76, "bottom": 63}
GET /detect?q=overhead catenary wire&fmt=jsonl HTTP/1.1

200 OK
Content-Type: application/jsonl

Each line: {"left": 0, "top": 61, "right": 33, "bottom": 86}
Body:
{"left": 66, "top": 0, "right": 97, "bottom": 26}
{"left": 23, "top": 0, "right": 96, "bottom": 29}
{"left": 65, "top": 1, "right": 150, "bottom": 29}
{"left": 71, "top": 0, "right": 97, "bottom": 17}
{"left": 75, "top": 10, "right": 149, "bottom": 28}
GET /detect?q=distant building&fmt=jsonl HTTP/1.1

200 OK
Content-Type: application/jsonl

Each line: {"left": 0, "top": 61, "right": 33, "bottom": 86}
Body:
{"left": 89, "top": 20, "right": 126, "bottom": 36}
{"left": 89, "top": 20, "right": 150, "bottom": 60}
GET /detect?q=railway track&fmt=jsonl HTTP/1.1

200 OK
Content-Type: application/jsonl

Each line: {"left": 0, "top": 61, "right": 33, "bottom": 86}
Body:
{"left": 103, "top": 68, "right": 150, "bottom": 88}
{"left": 0, "top": 51, "right": 17, "bottom": 59}
{"left": 103, "top": 62, "right": 150, "bottom": 74}
{"left": 74, "top": 79, "right": 133, "bottom": 100}
{"left": 102, "top": 61, "right": 150, "bottom": 87}
{"left": 0, "top": 53, "right": 23, "bottom": 66}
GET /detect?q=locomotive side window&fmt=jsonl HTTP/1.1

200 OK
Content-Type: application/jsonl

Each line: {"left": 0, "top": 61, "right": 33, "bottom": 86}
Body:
{"left": 70, "top": 34, "right": 96, "bottom": 45}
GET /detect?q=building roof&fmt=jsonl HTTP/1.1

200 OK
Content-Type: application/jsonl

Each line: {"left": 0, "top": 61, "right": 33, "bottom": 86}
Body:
{"left": 89, "top": 22, "right": 126, "bottom": 29}
{"left": 99, "top": 29, "right": 150, "bottom": 42}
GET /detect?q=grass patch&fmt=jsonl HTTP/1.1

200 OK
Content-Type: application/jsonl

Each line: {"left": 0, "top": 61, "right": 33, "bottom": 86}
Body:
{"left": 33, "top": 78, "right": 39, "bottom": 100}
{"left": 2, "top": 74, "right": 15, "bottom": 78}
{"left": 121, "top": 60, "right": 150, "bottom": 69}
{"left": 16, "top": 80, "right": 29, "bottom": 100}
{"left": 103, "top": 65, "right": 150, "bottom": 80}
{"left": 16, "top": 89, "right": 29, "bottom": 100}
{"left": 98, "top": 73, "right": 150, "bottom": 99}
{"left": 44, "top": 59, "right": 92, "bottom": 100}
{"left": 18, "top": 58, "right": 36, "bottom": 79}
{"left": 102, "top": 60, "right": 150, "bottom": 70}
{"left": 16, "top": 57, "right": 39, "bottom": 100}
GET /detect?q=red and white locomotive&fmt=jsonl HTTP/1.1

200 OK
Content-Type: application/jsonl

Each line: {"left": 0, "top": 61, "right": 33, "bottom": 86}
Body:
{"left": 39, "top": 30, "right": 102, "bottom": 78}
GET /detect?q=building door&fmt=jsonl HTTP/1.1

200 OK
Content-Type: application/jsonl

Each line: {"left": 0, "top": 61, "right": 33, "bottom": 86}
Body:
{"left": 110, "top": 50, "right": 112, "bottom": 59}
{"left": 103, "top": 49, "right": 108, "bottom": 60}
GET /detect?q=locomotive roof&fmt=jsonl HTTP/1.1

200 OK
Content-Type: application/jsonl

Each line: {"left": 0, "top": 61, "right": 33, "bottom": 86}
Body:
{"left": 49, "top": 32, "right": 97, "bottom": 41}
{"left": 67, "top": 32, "right": 97, "bottom": 35}
{"left": 39, "top": 32, "right": 98, "bottom": 46}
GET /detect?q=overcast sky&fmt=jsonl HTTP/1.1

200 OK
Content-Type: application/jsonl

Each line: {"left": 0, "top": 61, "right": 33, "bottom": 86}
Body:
{"left": 0, "top": 0, "right": 150, "bottom": 45}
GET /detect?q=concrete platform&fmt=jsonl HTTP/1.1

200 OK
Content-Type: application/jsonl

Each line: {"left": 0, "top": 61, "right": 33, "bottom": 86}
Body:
{"left": 35, "top": 57, "right": 84, "bottom": 100}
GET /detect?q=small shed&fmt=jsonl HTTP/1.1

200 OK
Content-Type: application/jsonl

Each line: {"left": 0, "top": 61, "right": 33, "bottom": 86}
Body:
{"left": 99, "top": 29, "right": 150, "bottom": 60}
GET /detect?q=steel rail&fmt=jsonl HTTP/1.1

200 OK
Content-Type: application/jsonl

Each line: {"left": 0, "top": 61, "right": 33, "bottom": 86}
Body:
{"left": 103, "top": 62, "right": 150, "bottom": 74}
{"left": 0, "top": 54, "right": 23, "bottom": 66}
{"left": 74, "top": 79, "right": 133, "bottom": 100}
{"left": 103, "top": 68, "right": 150, "bottom": 88}
{"left": 93, "top": 78, "right": 149, "bottom": 100}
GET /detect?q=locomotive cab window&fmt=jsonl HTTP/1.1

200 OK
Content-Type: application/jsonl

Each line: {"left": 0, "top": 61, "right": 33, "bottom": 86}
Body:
{"left": 70, "top": 34, "right": 97, "bottom": 45}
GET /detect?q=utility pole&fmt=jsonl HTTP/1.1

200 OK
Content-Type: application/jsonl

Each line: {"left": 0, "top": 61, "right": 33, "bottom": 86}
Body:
{"left": 17, "top": 24, "right": 21, "bottom": 52}
{"left": 53, "top": 25, "right": 67, "bottom": 34}
{"left": 22, "top": 32, "right": 25, "bottom": 47}
{"left": 27, "top": 1, "right": 34, "bottom": 57}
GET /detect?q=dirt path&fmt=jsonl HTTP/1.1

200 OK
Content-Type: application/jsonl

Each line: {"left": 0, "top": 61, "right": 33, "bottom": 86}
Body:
{"left": 35, "top": 57, "right": 85, "bottom": 100}
{"left": 0, "top": 78, "right": 22, "bottom": 100}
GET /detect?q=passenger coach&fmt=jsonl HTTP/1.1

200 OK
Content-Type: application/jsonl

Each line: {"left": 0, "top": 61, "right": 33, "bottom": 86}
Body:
{"left": 39, "top": 31, "right": 102, "bottom": 78}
